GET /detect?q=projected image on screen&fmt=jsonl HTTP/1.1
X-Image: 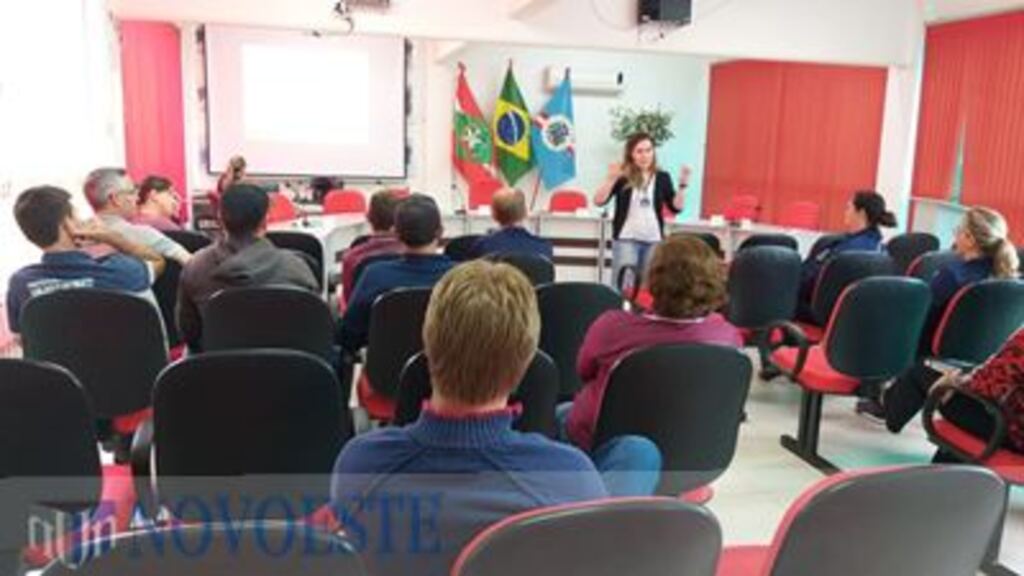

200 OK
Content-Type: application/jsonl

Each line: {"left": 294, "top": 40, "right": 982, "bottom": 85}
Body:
{"left": 206, "top": 25, "right": 405, "bottom": 177}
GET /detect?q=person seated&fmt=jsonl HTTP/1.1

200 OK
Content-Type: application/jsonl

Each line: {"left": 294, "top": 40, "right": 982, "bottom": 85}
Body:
{"left": 336, "top": 194, "right": 453, "bottom": 354}
{"left": 863, "top": 207, "right": 1019, "bottom": 427}
{"left": 468, "top": 188, "right": 553, "bottom": 260}
{"left": 6, "top": 186, "right": 165, "bottom": 336}
{"left": 83, "top": 168, "right": 191, "bottom": 265}
{"left": 176, "top": 184, "right": 319, "bottom": 351}
{"left": 330, "top": 261, "right": 611, "bottom": 576}
{"left": 340, "top": 190, "right": 403, "bottom": 304}
{"left": 796, "top": 190, "right": 896, "bottom": 322}
{"left": 932, "top": 328, "right": 1024, "bottom": 460}
{"left": 566, "top": 234, "right": 743, "bottom": 453}
{"left": 131, "top": 175, "right": 183, "bottom": 231}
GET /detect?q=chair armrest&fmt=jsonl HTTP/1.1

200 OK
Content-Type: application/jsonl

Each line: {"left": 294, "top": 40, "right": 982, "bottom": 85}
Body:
{"left": 764, "top": 320, "right": 812, "bottom": 379}
{"left": 130, "top": 417, "right": 156, "bottom": 519}
{"left": 924, "top": 356, "right": 977, "bottom": 373}
{"left": 922, "top": 384, "right": 1008, "bottom": 462}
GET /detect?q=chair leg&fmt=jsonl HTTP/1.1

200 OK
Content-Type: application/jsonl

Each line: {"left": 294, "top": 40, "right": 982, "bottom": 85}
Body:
{"left": 780, "top": 390, "right": 840, "bottom": 475}
{"left": 981, "top": 486, "right": 1015, "bottom": 576}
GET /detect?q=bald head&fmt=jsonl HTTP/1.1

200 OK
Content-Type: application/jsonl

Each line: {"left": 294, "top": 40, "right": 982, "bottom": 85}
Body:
{"left": 491, "top": 188, "right": 527, "bottom": 227}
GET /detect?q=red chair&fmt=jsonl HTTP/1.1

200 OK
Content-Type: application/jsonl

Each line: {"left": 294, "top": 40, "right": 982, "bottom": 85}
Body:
{"left": 778, "top": 201, "right": 821, "bottom": 230}
{"left": 768, "top": 277, "right": 931, "bottom": 472}
{"left": 323, "top": 189, "right": 367, "bottom": 215}
{"left": 468, "top": 178, "right": 503, "bottom": 210}
{"left": 267, "top": 192, "right": 297, "bottom": 223}
{"left": 549, "top": 190, "right": 588, "bottom": 213}
{"left": 722, "top": 194, "right": 760, "bottom": 222}
{"left": 716, "top": 466, "right": 1006, "bottom": 576}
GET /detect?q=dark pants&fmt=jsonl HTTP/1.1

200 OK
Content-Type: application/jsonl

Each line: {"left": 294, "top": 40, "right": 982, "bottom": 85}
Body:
{"left": 883, "top": 362, "right": 941, "bottom": 433}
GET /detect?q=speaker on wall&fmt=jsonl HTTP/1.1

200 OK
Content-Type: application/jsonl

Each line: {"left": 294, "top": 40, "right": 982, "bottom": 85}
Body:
{"left": 638, "top": 0, "right": 692, "bottom": 25}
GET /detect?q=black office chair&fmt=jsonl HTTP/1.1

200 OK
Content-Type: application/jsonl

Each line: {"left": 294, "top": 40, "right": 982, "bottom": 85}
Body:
{"left": 267, "top": 230, "right": 327, "bottom": 291}
{"left": 806, "top": 233, "right": 845, "bottom": 260}
{"left": 887, "top": 232, "right": 940, "bottom": 274}
{"left": 737, "top": 233, "right": 799, "bottom": 252}
{"left": 444, "top": 234, "right": 483, "bottom": 262}
{"left": 537, "top": 283, "right": 623, "bottom": 400}
{"left": 20, "top": 289, "right": 167, "bottom": 450}
{"left": 0, "top": 360, "right": 115, "bottom": 574}
{"left": 132, "top": 350, "right": 350, "bottom": 521}
{"left": 672, "top": 232, "right": 723, "bottom": 258}
{"left": 907, "top": 250, "right": 962, "bottom": 282}
{"left": 154, "top": 231, "right": 211, "bottom": 350}
{"left": 39, "top": 522, "right": 368, "bottom": 576}
{"left": 395, "top": 351, "right": 560, "bottom": 437}
{"left": 594, "top": 344, "right": 752, "bottom": 496}
{"left": 800, "top": 251, "right": 895, "bottom": 342}
{"left": 349, "top": 234, "right": 373, "bottom": 249}
{"left": 452, "top": 499, "right": 721, "bottom": 576}
{"left": 360, "top": 287, "right": 433, "bottom": 420}
{"left": 487, "top": 252, "right": 555, "bottom": 286}
{"left": 928, "top": 279, "right": 1024, "bottom": 366}
{"left": 203, "top": 286, "right": 335, "bottom": 364}
{"left": 727, "top": 246, "right": 802, "bottom": 369}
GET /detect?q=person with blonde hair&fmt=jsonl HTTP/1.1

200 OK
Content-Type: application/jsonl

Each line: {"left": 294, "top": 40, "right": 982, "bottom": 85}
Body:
{"left": 330, "top": 261, "right": 610, "bottom": 576}
{"left": 468, "top": 188, "right": 553, "bottom": 260}
{"left": 566, "top": 234, "right": 743, "bottom": 452}
{"left": 861, "top": 206, "right": 1020, "bottom": 426}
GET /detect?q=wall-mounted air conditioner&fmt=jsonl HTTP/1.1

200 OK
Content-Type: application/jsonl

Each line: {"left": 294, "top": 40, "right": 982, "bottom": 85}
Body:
{"left": 544, "top": 66, "right": 624, "bottom": 95}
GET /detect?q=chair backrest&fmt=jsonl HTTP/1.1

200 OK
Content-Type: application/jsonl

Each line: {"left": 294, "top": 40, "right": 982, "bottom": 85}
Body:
{"left": 763, "top": 466, "right": 1005, "bottom": 576}
{"left": 810, "top": 251, "right": 895, "bottom": 326}
{"left": 779, "top": 201, "right": 821, "bottom": 230}
{"left": 444, "top": 234, "right": 483, "bottom": 262}
{"left": 886, "top": 232, "right": 940, "bottom": 274}
{"left": 348, "top": 234, "right": 373, "bottom": 249}
{"left": 365, "top": 287, "right": 433, "bottom": 399}
{"left": 203, "top": 287, "right": 335, "bottom": 363}
{"left": 39, "top": 522, "right": 367, "bottom": 576}
{"left": 267, "top": 192, "right": 297, "bottom": 223}
{"left": 20, "top": 289, "right": 167, "bottom": 418}
{"left": 351, "top": 252, "right": 402, "bottom": 292}
{"left": 906, "top": 249, "right": 963, "bottom": 282}
{"left": 266, "top": 230, "right": 324, "bottom": 286}
{"left": 806, "top": 233, "right": 845, "bottom": 260}
{"left": 395, "top": 351, "right": 560, "bottom": 437}
{"left": 594, "top": 344, "right": 752, "bottom": 494}
{"left": 487, "top": 252, "right": 555, "bottom": 286}
{"left": 549, "top": 190, "right": 588, "bottom": 213}
{"left": 932, "top": 279, "right": 1024, "bottom": 364}
{"left": 737, "top": 233, "right": 799, "bottom": 252}
{"left": 824, "top": 277, "right": 931, "bottom": 380}
{"left": 537, "top": 283, "right": 623, "bottom": 399}
{"left": 323, "top": 189, "right": 367, "bottom": 214}
{"left": 727, "top": 246, "right": 802, "bottom": 328}
{"left": 155, "top": 231, "right": 212, "bottom": 348}
{"left": 723, "top": 194, "right": 760, "bottom": 222}
{"left": 452, "top": 498, "right": 721, "bottom": 576}
{"left": 152, "top": 350, "right": 349, "bottom": 517}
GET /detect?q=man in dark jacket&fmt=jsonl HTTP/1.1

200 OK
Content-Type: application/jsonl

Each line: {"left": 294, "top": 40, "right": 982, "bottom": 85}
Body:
{"left": 176, "top": 183, "right": 318, "bottom": 350}
{"left": 468, "top": 188, "right": 553, "bottom": 260}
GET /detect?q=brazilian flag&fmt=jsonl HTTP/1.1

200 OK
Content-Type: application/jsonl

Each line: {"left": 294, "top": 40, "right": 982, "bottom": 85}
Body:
{"left": 493, "top": 66, "right": 533, "bottom": 185}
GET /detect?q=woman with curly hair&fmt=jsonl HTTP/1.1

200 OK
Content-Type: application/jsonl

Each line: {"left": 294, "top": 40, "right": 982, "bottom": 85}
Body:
{"left": 565, "top": 234, "right": 743, "bottom": 452}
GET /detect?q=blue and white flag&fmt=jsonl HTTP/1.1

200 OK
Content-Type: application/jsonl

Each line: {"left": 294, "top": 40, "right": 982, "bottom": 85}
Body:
{"left": 531, "top": 70, "right": 576, "bottom": 190}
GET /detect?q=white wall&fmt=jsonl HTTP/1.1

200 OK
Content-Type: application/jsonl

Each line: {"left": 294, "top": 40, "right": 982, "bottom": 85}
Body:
{"left": 418, "top": 41, "right": 712, "bottom": 216}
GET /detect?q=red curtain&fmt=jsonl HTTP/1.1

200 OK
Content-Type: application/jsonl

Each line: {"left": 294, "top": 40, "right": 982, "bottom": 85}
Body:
{"left": 120, "top": 21, "right": 187, "bottom": 217}
{"left": 703, "top": 61, "right": 887, "bottom": 230}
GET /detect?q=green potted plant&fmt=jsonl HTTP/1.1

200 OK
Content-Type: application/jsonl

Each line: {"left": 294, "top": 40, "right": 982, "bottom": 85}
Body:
{"left": 610, "top": 106, "right": 675, "bottom": 146}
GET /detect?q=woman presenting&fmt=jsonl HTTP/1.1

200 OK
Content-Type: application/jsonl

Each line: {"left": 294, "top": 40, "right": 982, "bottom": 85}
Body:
{"left": 594, "top": 132, "right": 689, "bottom": 290}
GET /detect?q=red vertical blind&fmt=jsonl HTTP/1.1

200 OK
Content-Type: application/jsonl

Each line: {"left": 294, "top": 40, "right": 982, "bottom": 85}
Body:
{"left": 120, "top": 21, "right": 187, "bottom": 216}
{"left": 703, "top": 61, "right": 887, "bottom": 230}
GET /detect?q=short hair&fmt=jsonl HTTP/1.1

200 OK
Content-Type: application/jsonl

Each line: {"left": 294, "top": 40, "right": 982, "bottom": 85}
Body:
{"left": 491, "top": 188, "right": 527, "bottom": 226}
{"left": 83, "top": 167, "right": 132, "bottom": 209}
{"left": 648, "top": 235, "right": 726, "bottom": 319}
{"left": 423, "top": 261, "right": 540, "bottom": 405}
{"left": 138, "top": 175, "right": 172, "bottom": 205}
{"left": 220, "top": 184, "right": 269, "bottom": 238}
{"left": 14, "top": 186, "right": 73, "bottom": 248}
{"left": 367, "top": 190, "right": 401, "bottom": 232}
{"left": 395, "top": 194, "right": 441, "bottom": 248}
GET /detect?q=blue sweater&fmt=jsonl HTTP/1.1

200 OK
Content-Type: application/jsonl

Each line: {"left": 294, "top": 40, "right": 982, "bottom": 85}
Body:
{"left": 469, "top": 227, "right": 554, "bottom": 261}
{"left": 337, "top": 254, "right": 454, "bottom": 352}
{"left": 330, "top": 407, "right": 607, "bottom": 576}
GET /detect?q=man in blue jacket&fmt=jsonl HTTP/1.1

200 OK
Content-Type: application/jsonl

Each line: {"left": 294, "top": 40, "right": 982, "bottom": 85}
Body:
{"left": 468, "top": 188, "right": 553, "bottom": 260}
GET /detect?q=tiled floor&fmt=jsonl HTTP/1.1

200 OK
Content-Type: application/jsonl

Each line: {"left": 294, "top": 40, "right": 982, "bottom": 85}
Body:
{"left": 712, "top": 362, "right": 1023, "bottom": 572}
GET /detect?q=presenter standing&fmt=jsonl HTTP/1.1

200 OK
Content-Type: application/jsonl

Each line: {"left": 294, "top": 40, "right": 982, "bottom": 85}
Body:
{"left": 594, "top": 132, "right": 689, "bottom": 290}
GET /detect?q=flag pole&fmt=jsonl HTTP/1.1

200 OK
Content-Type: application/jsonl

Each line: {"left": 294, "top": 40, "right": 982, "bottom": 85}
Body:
{"left": 529, "top": 171, "right": 543, "bottom": 213}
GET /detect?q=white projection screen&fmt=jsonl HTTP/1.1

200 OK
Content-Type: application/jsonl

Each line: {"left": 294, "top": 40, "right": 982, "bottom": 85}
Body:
{"left": 205, "top": 25, "right": 406, "bottom": 178}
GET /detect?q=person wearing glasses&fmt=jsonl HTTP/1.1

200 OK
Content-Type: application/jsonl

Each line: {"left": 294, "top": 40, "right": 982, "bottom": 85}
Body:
{"left": 82, "top": 168, "right": 191, "bottom": 264}
{"left": 131, "top": 175, "right": 183, "bottom": 232}
{"left": 593, "top": 132, "right": 689, "bottom": 292}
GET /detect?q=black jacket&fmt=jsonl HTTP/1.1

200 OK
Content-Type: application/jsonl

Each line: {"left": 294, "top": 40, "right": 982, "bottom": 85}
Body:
{"left": 597, "top": 170, "right": 680, "bottom": 240}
